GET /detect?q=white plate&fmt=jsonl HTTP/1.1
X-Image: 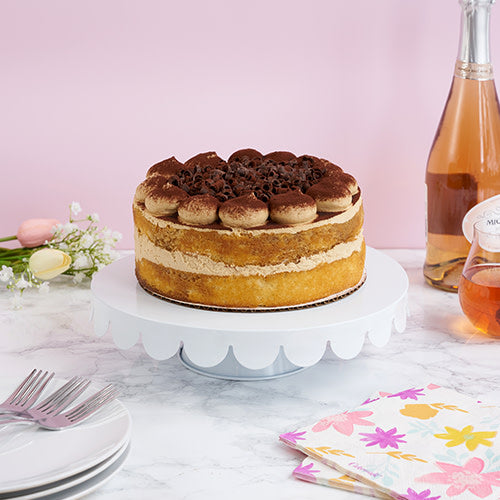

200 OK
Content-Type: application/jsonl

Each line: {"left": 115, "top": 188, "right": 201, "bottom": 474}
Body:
{"left": 0, "top": 377, "right": 131, "bottom": 494}
{"left": 0, "top": 440, "right": 130, "bottom": 500}
{"left": 37, "top": 441, "right": 130, "bottom": 500}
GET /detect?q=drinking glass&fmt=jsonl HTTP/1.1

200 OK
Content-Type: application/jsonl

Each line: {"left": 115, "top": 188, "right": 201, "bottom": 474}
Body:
{"left": 458, "top": 219, "right": 500, "bottom": 337}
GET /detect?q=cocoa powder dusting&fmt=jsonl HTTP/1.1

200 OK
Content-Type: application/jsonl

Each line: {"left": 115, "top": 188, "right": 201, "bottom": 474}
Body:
{"left": 179, "top": 193, "right": 220, "bottom": 211}
{"left": 220, "top": 193, "right": 267, "bottom": 214}
{"left": 269, "top": 191, "right": 316, "bottom": 209}
{"left": 307, "top": 179, "right": 350, "bottom": 199}
{"left": 147, "top": 157, "right": 183, "bottom": 178}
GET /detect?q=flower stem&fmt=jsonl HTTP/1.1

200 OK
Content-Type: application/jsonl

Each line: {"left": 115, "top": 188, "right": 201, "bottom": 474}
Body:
{"left": 0, "top": 236, "right": 17, "bottom": 243}
{"left": 0, "top": 248, "right": 30, "bottom": 254}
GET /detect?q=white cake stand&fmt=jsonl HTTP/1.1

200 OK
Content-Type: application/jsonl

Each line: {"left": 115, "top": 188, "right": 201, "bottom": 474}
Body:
{"left": 90, "top": 247, "right": 408, "bottom": 380}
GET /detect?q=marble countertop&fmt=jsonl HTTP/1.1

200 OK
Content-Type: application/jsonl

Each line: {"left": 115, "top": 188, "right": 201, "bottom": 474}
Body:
{"left": 1, "top": 249, "right": 500, "bottom": 500}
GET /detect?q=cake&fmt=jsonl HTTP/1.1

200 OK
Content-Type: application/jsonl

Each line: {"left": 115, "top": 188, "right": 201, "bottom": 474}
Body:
{"left": 133, "top": 149, "right": 365, "bottom": 310}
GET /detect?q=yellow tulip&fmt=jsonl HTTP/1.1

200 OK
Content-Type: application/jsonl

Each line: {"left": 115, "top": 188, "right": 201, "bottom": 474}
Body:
{"left": 29, "top": 249, "right": 71, "bottom": 280}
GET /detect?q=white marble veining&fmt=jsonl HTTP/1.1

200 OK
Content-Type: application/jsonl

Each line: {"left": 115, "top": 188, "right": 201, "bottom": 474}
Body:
{"left": 1, "top": 249, "right": 500, "bottom": 499}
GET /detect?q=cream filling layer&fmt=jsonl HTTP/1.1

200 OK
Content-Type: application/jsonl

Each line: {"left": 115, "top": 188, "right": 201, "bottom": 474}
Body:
{"left": 135, "top": 196, "right": 362, "bottom": 235}
{"left": 135, "top": 230, "right": 364, "bottom": 277}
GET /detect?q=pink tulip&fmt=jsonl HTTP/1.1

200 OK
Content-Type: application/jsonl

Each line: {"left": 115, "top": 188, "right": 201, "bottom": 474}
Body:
{"left": 16, "top": 219, "right": 60, "bottom": 248}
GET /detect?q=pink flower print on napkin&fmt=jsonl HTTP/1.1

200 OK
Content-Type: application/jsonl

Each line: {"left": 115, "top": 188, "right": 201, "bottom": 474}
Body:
{"left": 292, "top": 462, "right": 320, "bottom": 480}
{"left": 389, "top": 388, "right": 426, "bottom": 400}
{"left": 359, "top": 427, "right": 407, "bottom": 449}
{"left": 416, "top": 457, "right": 500, "bottom": 498}
{"left": 279, "top": 430, "right": 306, "bottom": 445}
{"left": 312, "top": 411, "right": 374, "bottom": 436}
{"left": 404, "top": 488, "right": 440, "bottom": 500}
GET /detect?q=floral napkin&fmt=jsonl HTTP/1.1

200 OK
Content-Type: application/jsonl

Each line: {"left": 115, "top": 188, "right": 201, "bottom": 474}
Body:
{"left": 293, "top": 457, "right": 392, "bottom": 498}
{"left": 290, "top": 389, "right": 393, "bottom": 499}
{"left": 280, "top": 384, "right": 500, "bottom": 499}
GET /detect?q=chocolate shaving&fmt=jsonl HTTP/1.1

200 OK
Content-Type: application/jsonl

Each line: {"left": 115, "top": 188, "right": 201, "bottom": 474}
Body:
{"left": 168, "top": 153, "right": 329, "bottom": 203}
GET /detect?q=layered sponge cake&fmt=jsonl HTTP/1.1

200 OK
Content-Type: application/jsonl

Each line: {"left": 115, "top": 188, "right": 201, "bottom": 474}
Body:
{"left": 133, "top": 149, "right": 365, "bottom": 310}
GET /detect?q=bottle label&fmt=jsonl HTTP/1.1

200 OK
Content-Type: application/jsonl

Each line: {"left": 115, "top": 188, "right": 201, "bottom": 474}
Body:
{"left": 462, "top": 194, "right": 500, "bottom": 242}
{"left": 455, "top": 61, "right": 494, "bottom": 80}
{"left": 426, "top": 172, "right": 478, "bottom": 235}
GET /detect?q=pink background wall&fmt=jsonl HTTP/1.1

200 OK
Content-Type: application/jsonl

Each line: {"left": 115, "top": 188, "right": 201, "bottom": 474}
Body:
{"left": 1, "top": 0, "right": 498, "bottom": 249}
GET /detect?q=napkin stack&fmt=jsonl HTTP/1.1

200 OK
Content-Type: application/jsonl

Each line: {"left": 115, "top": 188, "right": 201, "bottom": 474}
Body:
{"left": 280, "top": 384, "right": 500, "bottom": 499}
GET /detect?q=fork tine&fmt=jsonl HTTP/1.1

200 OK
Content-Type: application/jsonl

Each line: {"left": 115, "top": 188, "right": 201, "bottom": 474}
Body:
{"left": 33, "top": 376, "right": 76, "bottom": 410}
{"left": 65, "top": 384, "right": 116, "bottom": 417}
{"left": 34, "top": 376, "right": 81, "bottom": 411}
{"left": 68, "top": 389, "right": 119, "bottom": 423}
{"left": 16, "top": 371, "right": 54, "bottom": 408}
{"left": 47, "top": 379, "right": 91, "bottom": 415}
{"left": 5, "top": 369, "right": 38, "bottom": 404}
{"left": 35, "top": 377, "right": 91, "bottom": 415}
{"left": 65, "top": 385, "right": 118, "bottom": 422}
{"left": 15, "top": 370, "right": 43, "bottom": 405}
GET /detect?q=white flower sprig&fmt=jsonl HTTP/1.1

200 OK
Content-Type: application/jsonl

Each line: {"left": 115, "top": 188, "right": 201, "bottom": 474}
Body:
{"left": 0, "top": 259, "right": 42, "bottom": 294}
{"left": 0, "top": 202, "right": 122, "bottom": 306}
{"left": 48, "top": 203, "right": 122, "bottom": 282}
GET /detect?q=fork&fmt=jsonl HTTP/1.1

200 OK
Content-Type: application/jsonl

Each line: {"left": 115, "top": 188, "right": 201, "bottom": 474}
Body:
{"left": 25, "top": 376, "right": 91, "bottom": 420}
{"left": 0, "top": 384, "right": 118, "bottom": 430}
{"left": 0, "top": 369, "right": 54, "bottom": 415}
{"left": 0, "top": 376, "right": 89, "bottom": 422}
{"left": 37, "top": 384, "right": 119, "bottom": 430}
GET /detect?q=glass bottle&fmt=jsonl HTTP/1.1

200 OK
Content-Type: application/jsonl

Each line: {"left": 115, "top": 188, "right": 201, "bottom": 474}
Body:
{"left": 458, "top": 219, "right": 500, "bottom": 336}
{"left": 424, "top": 0, "right": 500, "bottom": 292}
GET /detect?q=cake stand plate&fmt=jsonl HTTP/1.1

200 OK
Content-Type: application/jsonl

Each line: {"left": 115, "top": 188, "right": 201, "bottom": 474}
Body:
{"left": 90, "top": 247, "right": 408, "bottom": 380}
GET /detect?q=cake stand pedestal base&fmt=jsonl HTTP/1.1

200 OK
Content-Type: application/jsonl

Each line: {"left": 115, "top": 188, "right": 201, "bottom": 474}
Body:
{"left": 178, "top": 346, "right": 307, "bottom": 381}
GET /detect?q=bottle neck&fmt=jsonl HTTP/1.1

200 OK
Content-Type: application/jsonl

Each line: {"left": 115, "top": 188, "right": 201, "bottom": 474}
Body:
{"left": 455, "top": 0, "right": 495, "bottom": 80}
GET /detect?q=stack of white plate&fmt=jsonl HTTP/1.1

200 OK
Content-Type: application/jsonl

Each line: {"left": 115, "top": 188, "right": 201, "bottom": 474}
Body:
{"left": 0, "top": 378, "right": 131, "bottom": 500}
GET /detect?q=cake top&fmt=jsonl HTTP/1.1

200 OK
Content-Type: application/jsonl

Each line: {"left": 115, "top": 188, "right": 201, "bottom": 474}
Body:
{"left": 135, "top": 149, "right": 360, "bottom": 228}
